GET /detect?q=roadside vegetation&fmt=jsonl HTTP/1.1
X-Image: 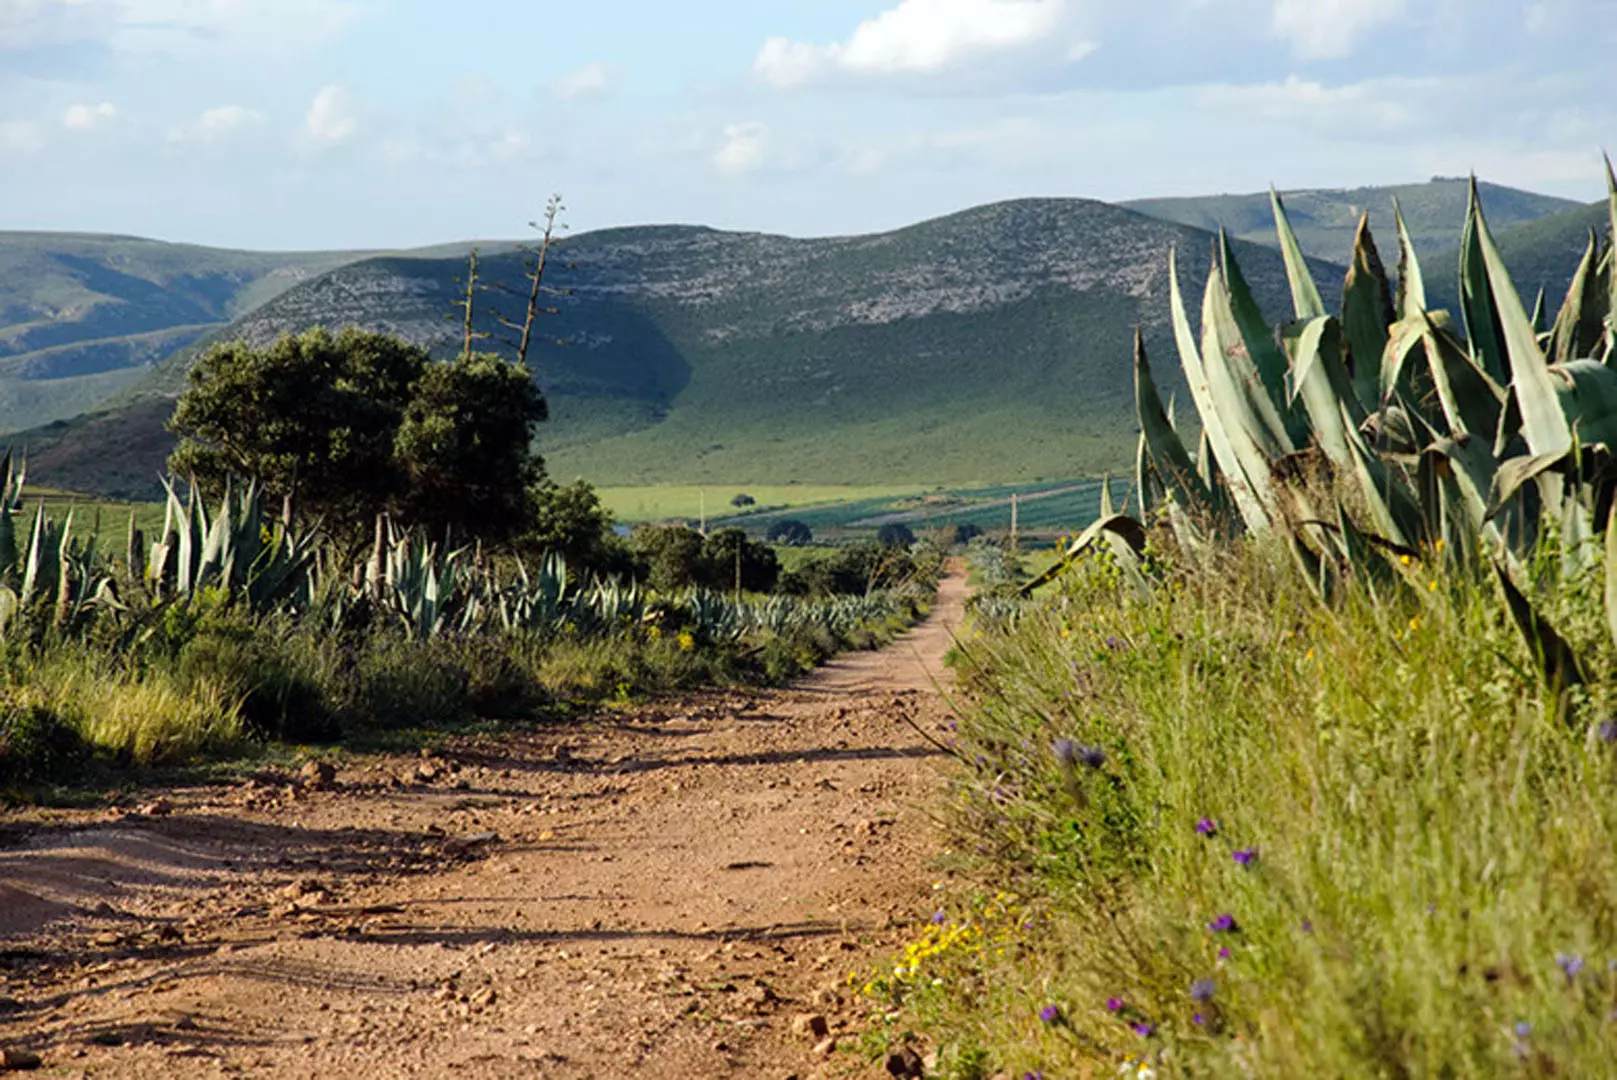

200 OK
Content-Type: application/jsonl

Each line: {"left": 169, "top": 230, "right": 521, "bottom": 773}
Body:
{"left": 0, "top": 225, "right": 944, "bottom": 795}
{"left": 862, "top": 166, "right": 1617, "bottom": 1078}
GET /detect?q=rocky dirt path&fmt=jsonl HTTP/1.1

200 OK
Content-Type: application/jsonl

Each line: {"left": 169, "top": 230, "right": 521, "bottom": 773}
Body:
{"left": 0, "top": 573, "right": 967, "bottom": 1079}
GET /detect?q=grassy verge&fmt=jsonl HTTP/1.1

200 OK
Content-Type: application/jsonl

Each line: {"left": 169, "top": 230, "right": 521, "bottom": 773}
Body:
{"left": 860, "top": 541, "right": 1617, "bottom": 1078}
{"left": 0, "top": 589, "right": 931, "bottom": 801}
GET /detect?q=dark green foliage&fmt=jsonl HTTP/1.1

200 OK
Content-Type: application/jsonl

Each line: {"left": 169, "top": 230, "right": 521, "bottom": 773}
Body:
{"left": 169, "top": 327, "right": 423, "bottom": 541}
{"left": 169, "top": 328, "right": 549, "bottom": 548}
{"left": 877, "top": 523, "right": 916, "bottom": 549}
{"left": 730, "top": 493, "right": 756, "bottom": 508}
{"left": 766, "top": 519, "right": 813, "bottom": 546}
{"left": 525, "top": 480, "right": 632, "bottom": 577}
{"left": 392, "top": 352, "right": 548, "bottom": 545}
{"left": 630, "top": 525, "right": 707, "bottom": 593}
{"left": 0, "top": 692, "right": 87, "bottom": 785}
{"left": 628, "top": 525, "right": 780, "bottom": 593}
{"left": 777, "top": 542, "right": 937, "bottom": 598}
{"left": 700, "top": 528, "right": 780, "bottom": 594}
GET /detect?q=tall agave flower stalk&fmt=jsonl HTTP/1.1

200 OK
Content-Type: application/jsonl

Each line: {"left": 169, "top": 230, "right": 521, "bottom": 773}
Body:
{"left": 1039, "top": 157, "right": 1617, "bottom": 688}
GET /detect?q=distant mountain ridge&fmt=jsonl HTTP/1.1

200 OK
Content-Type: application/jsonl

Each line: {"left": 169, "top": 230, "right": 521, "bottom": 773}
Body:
{"left": 7, "top": 178, "right": 1603, "bottom": 498}
{"left": 20, "top": 197, "right": 1345, "bottom": 498}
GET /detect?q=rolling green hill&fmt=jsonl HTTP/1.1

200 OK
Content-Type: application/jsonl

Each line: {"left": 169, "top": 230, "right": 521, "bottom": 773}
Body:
{"left": 19, "top": 199, "right": 1346, "bottom": 499}
{"left": 0, "top": 233, "right": 376, "bottom": 433}
{"left": 1124, "top": 179, "right": 1580, "bottom": 266}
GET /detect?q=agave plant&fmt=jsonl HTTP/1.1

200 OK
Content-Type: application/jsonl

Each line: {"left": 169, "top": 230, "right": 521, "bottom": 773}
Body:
{"left": 1039, "top": 156, "right": 1617, "bottom": 687}
{"left": 148, "top": 478, "right": 321, "bottom": 615}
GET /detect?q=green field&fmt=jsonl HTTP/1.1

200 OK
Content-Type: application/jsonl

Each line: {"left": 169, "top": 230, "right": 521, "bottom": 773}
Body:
{"left": 594, "top": 484, "right": 927, "bottom": 524}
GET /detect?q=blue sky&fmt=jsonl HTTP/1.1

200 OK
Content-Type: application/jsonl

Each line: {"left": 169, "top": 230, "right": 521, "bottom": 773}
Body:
{"left": 0, "top": 0, "right": 1613, "bottom": 249}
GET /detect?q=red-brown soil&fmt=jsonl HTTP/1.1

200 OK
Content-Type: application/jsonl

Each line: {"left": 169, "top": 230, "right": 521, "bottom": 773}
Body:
{"left": 0, "top": 573, "right": 967, "bottom": 1078}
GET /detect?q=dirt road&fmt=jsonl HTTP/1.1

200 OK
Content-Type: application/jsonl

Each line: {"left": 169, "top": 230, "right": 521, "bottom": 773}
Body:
{"left": 0, "top": 573, "right": 967, "bottom": 1078}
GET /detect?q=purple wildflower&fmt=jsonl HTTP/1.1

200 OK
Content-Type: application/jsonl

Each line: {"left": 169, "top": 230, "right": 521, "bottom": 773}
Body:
{"left": 931, "top": 910, "right": 947, "bottom": 926}
{"left": 1132, "top": 1022, "right": 1155, "bottom": 1037}
{"left": 1023, "top": 1073, "right": 1044, "bottom": 1080}
{"left": 1196, "top": 818, "right": 1219, "bottom": 837}
{"left": 1105, "top": 997, "right": 1124, "bottom": 1012}
{"left": 1208, "top": 913, "right": 1237, "bottom": 933}
{"left": 1514, "top": 1021, "right": 1532, "bottom": 1039}
{"left": 1218, "top": 946, "right": 1232, "bottom": 959}
{"left": 1193, "top": 1012, "right": 1206, "bottom": 1025}
{"left": 1053, "top": 739, "right": 1078, "bottom": 768}
{"left": 1598, "top": 721, "right": 1617, "bottom": 744}
{"left": 1039, "top": 1004, "right": 1061, "bottom": 1024}
{"left": 1301, "top": 919, "right": 1314, "bottom": 933}
{"left": 1190, "top": 978, "right": 1216, "bottom": 1003}
{"left": 1077, "top": 744, "right": 1107, "bottom": 769}
{"left": 1557, "top": 953, "right": 1585, "bottom": 981}
{"left": 1233, "top": 848, "right": 1258, "bottom": 866}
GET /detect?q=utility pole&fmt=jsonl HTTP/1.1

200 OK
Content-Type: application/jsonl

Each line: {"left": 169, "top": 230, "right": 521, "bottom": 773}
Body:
{"left": 1010, "top": 493, "right": 1020, "bottom": 554}
{"left": 699, "top": 490, "right": 707, "bottom": 536}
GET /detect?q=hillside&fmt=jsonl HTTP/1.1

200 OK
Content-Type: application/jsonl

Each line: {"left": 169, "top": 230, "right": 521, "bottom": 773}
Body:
{"left": 1125, "top": 179, "right": 1580, "bottom": 266}
{"left": 19, "top": 199, "right": 1344, "bottom": 499}
{"left": 1423, "top": 199, "right": 1611, "bottom": 316}
{"left": 0, "top": 233, "right": 374, "bottom": 432}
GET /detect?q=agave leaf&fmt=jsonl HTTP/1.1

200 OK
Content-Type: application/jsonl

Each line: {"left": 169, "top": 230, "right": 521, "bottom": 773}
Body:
{"left": 1531, "top": 286, "right": 1548, "bottom": 336}
{"left": 1341, "top": 213, "right": 1395, "bottom": 411}
{"left": 1488, "top": 450, "right": 1568, "bottom": 521}
{"left": 1169, "top": 250, "right": 1271, "bottom": 531}
{"left": 20, "top": 504, "right": 45, "bottom": 606}
{"left": 1494, "top": 558, "right": 1588, "bottom": 691}
{"left": 1472, "top": 183, "right": 1574, "bottom": 457}
{"left": 1289, "top": 316, "right": 1361, "bottom": 470}
{"left": 1422, "top": 314, "right": 1505, "bottom": 441}
{"left": 1020, "top": 514, "right": 1148, "bottom": 595}
{"left": 1219, "top": 233, "right": 1302, "bottom": 438}
{"left": 1342, "top": 402, "right": 1422, "bottom": 547}
{"left": 1460, "top": 180, "right": 1510, "bottom": 385}
{"left": 1206, "top": 251, "right": 1297, "bottom": 454}
{"left": 1134, "top": 329, "right": 1216, "bottom": 521}
{"left": 0, "top": 499, "right": 14, "bottom": 577}
{"left": 1549, "top": 358, "right": 1617, "bottom": 446}
{"left": 1135, "top": 432, "right": 1161, "bottom": 521}
{"left": 1380, "top": 315, "right": 1428, "bottom": 407}
{"left": 1393, "top": 198, "right": 1427, "bottom": 321}
{"left": 1270, "top": 189, "right": 1326, "bottom": 319}
{"left": 1548, "top": 231, "right": 1610, "bottom": 366}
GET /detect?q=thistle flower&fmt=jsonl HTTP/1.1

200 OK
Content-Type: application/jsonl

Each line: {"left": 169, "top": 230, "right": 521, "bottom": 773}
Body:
{"left": 1557, "top": 953, "right": 1585, "bottom": 981}
{"left": 931, "top": 910, "right": 947, "bottom": 926}
{"left": 1077, "top": 745, "right": 1107, "bottom": 768}
{"left": 1190, "top": 978, "right": 1216, "bottom": 1003}
{"left": 1195, "top": 818, "right": 1219, "bottom": 837}
{"left": 1193, "top": 1012, "right": 1206, "bottom": 1025}
{"left": 1232, "top": 848, "right": 1258, "bottom": 866}
{"left": 1131, "top": 1022, "right": 1155, "bottom": 1037}
{"left": 1208, "top": 913, "right": 1237, "bottom": 933}
{"left": 1039, "top": 1004, "right": 1061, "bottom": 1024}
{"left": 1106, "top": 997, "right": 1124, "bottom": 1012}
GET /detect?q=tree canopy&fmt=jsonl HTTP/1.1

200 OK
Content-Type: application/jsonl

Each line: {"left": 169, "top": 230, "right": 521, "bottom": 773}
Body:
{"left": 169, "top": 327, "right": 549, "bottom": 547}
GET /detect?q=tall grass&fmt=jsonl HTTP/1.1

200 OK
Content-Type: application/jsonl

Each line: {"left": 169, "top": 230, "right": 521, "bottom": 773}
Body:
{"left": 879, "top": 542, "right": 1617, "bottom": 1078}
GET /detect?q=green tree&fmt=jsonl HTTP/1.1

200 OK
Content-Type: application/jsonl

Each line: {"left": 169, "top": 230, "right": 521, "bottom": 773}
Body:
{"left": 392, "top": 351, "right": 548, "bottom": 544}
{"left": 526, "top": 480, "right": 626, "bottom": 575}
{"left": 630, "top": 525, "right": 707, "bottom": 593}
{"left": 876, "top": 523, "right": 916, "bottom": 549}
{"left": 169, "top": 327, "right": 551, "bottom": 549}
{"left": 699, "top": 528, "right": 779, "bottom": 594}
{"left": 169, "top": 328, "right": 424, "bottom": 541}
{"left": 766, "top": 519, "right": 813, "bottom": 546}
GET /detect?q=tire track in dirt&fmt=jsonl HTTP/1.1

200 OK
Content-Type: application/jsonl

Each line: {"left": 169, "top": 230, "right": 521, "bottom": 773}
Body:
{"left": 0, "top": 572, "right": 968, "bottom": 1079}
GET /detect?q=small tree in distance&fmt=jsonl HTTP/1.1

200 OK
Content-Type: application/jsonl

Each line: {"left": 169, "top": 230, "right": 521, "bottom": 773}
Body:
{"left": 767, "top": 519, "right": 813, "bottom": 546}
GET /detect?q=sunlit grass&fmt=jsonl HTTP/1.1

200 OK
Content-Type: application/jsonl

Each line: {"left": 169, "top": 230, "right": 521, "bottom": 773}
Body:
{"left": 883, "top": 541, "right": 1617, "bottom": 1078}
{"left": 594, "top": 484, "right": 926, "bottom": 524}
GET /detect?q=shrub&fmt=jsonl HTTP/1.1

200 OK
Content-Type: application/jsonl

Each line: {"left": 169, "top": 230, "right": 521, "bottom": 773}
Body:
{"left": 877, "top": 523, "right": 916, "bottom": 549}
{"left": 0, "top": 689, "right": 87, "bottom": 785}
{"left": 767, "top": 519, "right": 814, "bottom": 546}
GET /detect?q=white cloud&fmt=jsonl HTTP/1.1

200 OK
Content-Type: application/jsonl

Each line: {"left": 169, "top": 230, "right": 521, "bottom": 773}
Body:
{"left": 167, "top": 104, "right": 266, "bottom": 142}
{"left": 1196, "top": 75, "right": 1419, "bottom": 130}
{"left": 714, "top": 122, "right": 770, "bottom": 174}
{"left": 305, "top": 84, "right": 358, "bottom": 145}
{"left": 754, "top": 0, "right": 1078, "bottom": 88}
{"left": 551, "top": 62, "right": 613, "bottom": 101}
{"left": 62, "top": 101, "right": 117, "bottom": 131}
{"left": 0, "top": 119, "right": 44, "bottom": 151}
{"left": 1271, "top": 0, "right": 1407, "bottom": 59}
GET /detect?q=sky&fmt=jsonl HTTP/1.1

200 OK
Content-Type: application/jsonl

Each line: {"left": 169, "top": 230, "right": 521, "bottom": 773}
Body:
{"left": 0, "top": 0, "right": 1614, "bottom": 250}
